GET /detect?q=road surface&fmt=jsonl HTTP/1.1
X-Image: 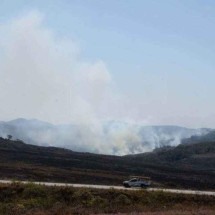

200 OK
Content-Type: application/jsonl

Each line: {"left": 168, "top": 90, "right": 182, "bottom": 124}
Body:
{"left": 0, "top": 180, "right": 214, "bottom": 196}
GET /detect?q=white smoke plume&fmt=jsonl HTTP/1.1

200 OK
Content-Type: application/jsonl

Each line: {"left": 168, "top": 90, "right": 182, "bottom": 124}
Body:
{"left": 0, "top": 11, "right": 148, "bottom": 154}
{"left": 0, "top": 118, "right": 209, "bottom": 155}
{"left": 0, "top": 11, "right": 210, "bottom": 155}
{"left": 0, "top": 11, "right": 114, "bottom": 123}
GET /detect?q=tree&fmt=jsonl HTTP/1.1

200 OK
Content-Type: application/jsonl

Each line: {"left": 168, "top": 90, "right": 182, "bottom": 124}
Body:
{"left": 7, "top": 135, "right": 12, "bottom": 140}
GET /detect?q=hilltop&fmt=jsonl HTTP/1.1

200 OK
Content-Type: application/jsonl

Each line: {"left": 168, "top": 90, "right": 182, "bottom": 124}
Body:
{"left": 0, "top": 118, "right": 211, "bottom": 155}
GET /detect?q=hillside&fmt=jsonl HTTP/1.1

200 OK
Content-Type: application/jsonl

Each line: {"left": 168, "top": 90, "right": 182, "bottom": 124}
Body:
{"left": 0, "top": 118, "right": 210, "bottom": 155}
{"left": 182, "top": 130, "right": 215, "bottom": 144}
{"left": 0, "top": 137, "right": 214, "bottom": 190}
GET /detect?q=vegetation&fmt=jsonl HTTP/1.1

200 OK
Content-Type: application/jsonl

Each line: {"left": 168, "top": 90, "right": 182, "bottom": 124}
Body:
{"left": 6, "top": 135, "right": 12, "bottom": 140}
{"left": 0, "top": 137, "right": 214, "bottom": 190}
{"left": 0, "top": 182, "right": 214, "bottom": 215}
{"left": 182, "top": 130, "right": 215, "bottom": 144}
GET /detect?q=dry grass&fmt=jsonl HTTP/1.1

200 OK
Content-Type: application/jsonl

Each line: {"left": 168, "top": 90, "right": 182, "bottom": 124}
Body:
{"left": 97, "top": 209, "right": 215, "bottom": 215}
{"left": 0, "top": 182, "right": 214, "bottom": 215}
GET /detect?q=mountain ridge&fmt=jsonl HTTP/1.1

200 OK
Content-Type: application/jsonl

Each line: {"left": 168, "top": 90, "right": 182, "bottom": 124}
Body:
{"left": 0, "top": 118, "right": 211, "bottom": 155}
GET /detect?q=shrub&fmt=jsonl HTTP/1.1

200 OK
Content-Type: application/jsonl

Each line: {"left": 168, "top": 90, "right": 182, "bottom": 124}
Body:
{"left": 72, "top": 189, "right": 94, "bottom": 207}
{"left": 92, "top": 196, "right": 108, "bottom": 208}
{"left": 22, "top": 183, "right": 47, "bottom": 199}
{"left": 54, "top": 187, "right": 75, "bottom": 203}
{"left": 114, "top": 194, "right": 131, "bottom": 205}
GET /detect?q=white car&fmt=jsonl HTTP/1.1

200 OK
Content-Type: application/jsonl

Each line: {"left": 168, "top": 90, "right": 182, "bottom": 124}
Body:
{"left": 123, "top": 176, "right": 151, "bottom": 188}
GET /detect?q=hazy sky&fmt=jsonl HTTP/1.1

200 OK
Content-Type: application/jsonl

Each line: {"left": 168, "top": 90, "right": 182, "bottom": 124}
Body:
{"left": 0, "top": 0, "right": 215, "bottom": 128}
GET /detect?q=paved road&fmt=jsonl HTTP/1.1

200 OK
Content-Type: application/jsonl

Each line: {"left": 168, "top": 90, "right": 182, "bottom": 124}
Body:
{"left": 0, "top": 180, "right": 214, "bottom": 196}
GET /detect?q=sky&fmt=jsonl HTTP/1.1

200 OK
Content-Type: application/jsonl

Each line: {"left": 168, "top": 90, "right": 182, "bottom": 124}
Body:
{"left": 0, "top": 0, "right": 215, "bottom": 128}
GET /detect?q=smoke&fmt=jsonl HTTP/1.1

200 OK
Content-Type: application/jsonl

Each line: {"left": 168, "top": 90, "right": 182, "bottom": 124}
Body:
{"left": 0, "top": 11, "right": 210, "bottom": 155}
{"left": 0, "top": 119, "right": 209, "bottom": 155}
{"left": 0, "top": 11, "right": 118, "bottom": 123}
{"left": 0, "top": 11, "right": 148, "bottom": 154}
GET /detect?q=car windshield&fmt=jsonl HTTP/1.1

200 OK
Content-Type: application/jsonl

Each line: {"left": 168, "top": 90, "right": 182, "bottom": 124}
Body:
{"left": 130, "top": 179, "right": 137, "bottom": 182}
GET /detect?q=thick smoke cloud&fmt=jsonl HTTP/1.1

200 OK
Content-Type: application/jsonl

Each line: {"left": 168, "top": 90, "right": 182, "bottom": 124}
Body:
{"left": 0, "top": 119, "right": 209, "bottom": 155}
{"left": 0, "top": 11, "right": 149, "bottom": 154}
{"left": 0, "top": 11, "right": 209, "bottom": 155}
{"left": 0, "top": 11, "right": 116, "bottom": 124}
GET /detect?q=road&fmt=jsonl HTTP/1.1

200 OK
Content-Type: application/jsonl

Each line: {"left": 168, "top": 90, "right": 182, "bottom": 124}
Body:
{"left": 0, "top": 180, "right": 214, "bottom": 196}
